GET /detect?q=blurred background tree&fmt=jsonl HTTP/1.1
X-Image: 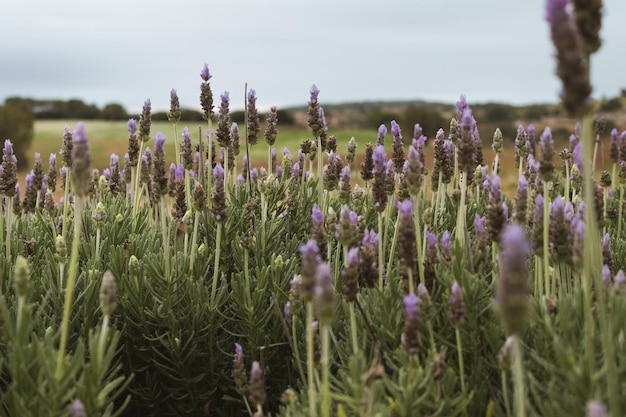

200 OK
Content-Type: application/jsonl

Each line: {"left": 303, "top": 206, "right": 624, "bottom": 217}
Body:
{"left": 0, "top": 106, "right": 34, "bottom": 168}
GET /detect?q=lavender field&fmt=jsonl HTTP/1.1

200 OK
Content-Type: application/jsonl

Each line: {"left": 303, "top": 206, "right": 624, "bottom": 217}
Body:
{"left": 0, "top": 1, "right": 624, "bottom": 417}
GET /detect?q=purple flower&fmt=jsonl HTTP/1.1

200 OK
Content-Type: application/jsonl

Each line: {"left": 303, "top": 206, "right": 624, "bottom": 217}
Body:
{"left": 546, "top": 0, "right": 591, "bottom": 116}
{"left": 248, "top": 361, "right": 266, "bottom": 407}
{"left": 372, "top": 145, "right": 386, "bottom": 174}
{"left": 615, "top": 270, "right": 625, "bottom": 286}
{"left": 123, "top": 119, "right": 135, "bottom": 137}
{"left": 314, "top": 262, "right": 336, "bottom": 324}
{"left": 572, "top": 142, "right": 582, "bottom": 171}
{"left": 377, "top": 124, "right": 387, "bottom": 146}
{"left": 414, "top": 124, "right": 424, "bottom": 140}
{"left": 290, "top": 162, "right": 300, "bottom": 179}
{"left": 490, "top": 174, "right": 501, "bottom": 201}
{"left": 310, "top": 84, "right": 320, "bottom": 103}
{"left": 200, "top": 63, "right": 212, "bottom": 81}
{"left": 403, "top": 293, "right": 419, "bottom": 321}
{"left": 72, "top": 123, "right": 91, "bottom": 197}
{"left": 175, "top": 163, "right": 184, "bottom": 182}
{"left": 69, "top": 399, "right": 86, "bottom": 417}
{"left": 586, "top": 401, "right": 608, "bottom": 417}
{"left": 474, "top": 214, "right": 488, "bottom": 248}
{"left": 362, "top": 228, "right": 379, "bottom": 248}
{"left": 398, "top": 199, "right": 412, "bottom": 222}
{"left": 456, "top": 95, "right": 468, "bottom": 121}
{"left": 602, "top": 265, "right": 612, "bottom": 288}
{"left": 312, "top": 204, "right": 323, "bottom": 229}
{"left": 213, "top": 163, "right": 224, "bottom": 180}
{"left": 441, "top": 230, "right": 451, "bottom": 261}
{"left": 425, "top": 231, "right": 438, "bottom": 261}
{"left": 449, "top": 280, "right": 465, "bottom": 327}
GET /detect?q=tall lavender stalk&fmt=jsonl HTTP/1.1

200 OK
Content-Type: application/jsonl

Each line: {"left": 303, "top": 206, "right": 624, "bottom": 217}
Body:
{"left": 56, "top": 122, "right": 90, "bottom": 381}
{"left": 547, "top": 0, "right": 617, "bottom": 413}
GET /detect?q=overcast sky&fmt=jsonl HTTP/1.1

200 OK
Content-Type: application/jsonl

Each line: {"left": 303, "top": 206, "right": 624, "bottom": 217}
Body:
{"left": 1, "top": 0, "right": 624, "bottom": 113}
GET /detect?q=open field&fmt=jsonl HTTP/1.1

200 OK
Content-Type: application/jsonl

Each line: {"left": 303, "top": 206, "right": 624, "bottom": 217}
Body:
{"left": 22, "top": 118, "right": 617, "bottom": 198}
{"left": 29, "top": 119, "right": 375, "bottom": 171}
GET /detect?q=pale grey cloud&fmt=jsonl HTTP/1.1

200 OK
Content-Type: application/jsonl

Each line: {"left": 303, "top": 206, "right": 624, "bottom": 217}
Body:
{"left": 1, "top": 0, "right": 623, "bottom": 114}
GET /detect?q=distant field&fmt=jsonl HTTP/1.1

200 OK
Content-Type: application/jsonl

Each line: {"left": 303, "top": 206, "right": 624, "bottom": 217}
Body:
{"left": 30, "top": 119, "right": 375, "bottom": 172}
{"left": 23, "top": 119, "right": 615, "bottom": 198}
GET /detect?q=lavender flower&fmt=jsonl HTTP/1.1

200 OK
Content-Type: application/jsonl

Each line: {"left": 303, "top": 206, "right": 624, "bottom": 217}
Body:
{"left": 338, "top": 165, "right": 351, "bottom": 204}
{"left": 138, "top": 99, "right": 152, "bottom": 142}
{"left": 307, "top": 85, "right": 325, "bottom": 138}
{"left": 514, "top": 175, "right": 528, "bottom": 225}
{"left": 109, "top": 153, "right": 122, "bottom": 195}
{"left": 610, "top": 128, "right": 619, "bottom": 163}
{"left": 401, "top": 293, "right": 420, "bottom": 356}
{"left": 246, "top": 89, "right": 260, "bottom": 145}
{"left": 539, "top": 127, "right": 555, "bottom": 181}
{"left": 200, "top": 64, "right": 214, "bottom": 120}
{"left": 314, "top": 262, "right": 336, "bottom": 324}
{"left": 571, "top": 0, "right": 603, "bottom": 55}
{"left": 152, "top": 132, "right": 168, "bottom": 198}
{"left": 586, "top": 401, "right": 608, "bottom": 417}
{"left": 406, "top": 144, "right": 423, "bottom": 195}
{"left": 496, "top": 225, "right": 531, "bottom": 334}
{"left": 377, "top": 124, "right": 387, "bottom": 147}
{"left": 216, "top": 91, "right": 231, "bottom": 149}
{"left": 602, "top": 265, "right": 612, "bottom": 288}
{"left": 211, "top": 163, "right": 226, "bottom": 221}
{"left": 69, "top": 399, "right": 86, "bottom": 417}
{"left": 71, "top": 123, "right": 91, "bottom": 197}
{"left": 391, "top": 120, "right": 405, "bottom": 172}
{"left": 300, "top": 240, "right": 320, "bottom": 301}
{"left": 168, "top": 88, "right": 181, "bottom": 123}
{"left": 398, "top": 200, "right": 417, "bottom": 292}
{"left": 248, "top": 361, "right": 266, "bottom": 407}
{"left": 532, "top": 194, "right": 544, "bottom": 255}
{"left": 264, "top": 106, "right": 279, "bottom": 147}
{"left": 61, "top": 126, "right": 73, "bottom": 167}
{"left": 346, "top": 137, "right": 357, "bottom": 167}
{"left": 0, "top": 140, "right": 17, "bottom": 197}
{"left": 231, "top": 122, "right": 240, "bottom": 158}
{"left": 233, "top": 343, "right": 248, "bottom": 395}
{"left": 546, "top": 0, "right": 592, "bottom": 116}
{"left": 336, "top": 205, "right": 357, "bottom": 247}
{"left": 359, "top": 229, "right": 379, "bottom": 289}
{"left": 424, "top": 231, "right": 439, "bottom": 290}
{"left": 360, "top": 143, "right": 374, "bottom": 183}
{"left": 342, "top": 247, "right": 360, "bottom": 302}
{"left": 372, "top": 145, "right": 388, "bottom": 212}
{"left": 486, "top": 174, "right": 505, "bottom": 243}
{"left": 448, "top": 281, "right": 465, "bottom": 327}
{"left": 441, "top": 230, "right": 451, "bottom": 261}
{"left": 458, "top": 107, "right": 477, "bottom": 176}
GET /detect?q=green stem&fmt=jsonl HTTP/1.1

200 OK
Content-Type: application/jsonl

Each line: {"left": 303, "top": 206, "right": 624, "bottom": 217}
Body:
{"left": 317, "top": 136, "right": 323, "bottom": 207}
{"left": 455, "top": 171, "right": 468, "bottom": 247}
{"left": 321, "top": 323, "right": 331, "bottom": 417}
{"left": 292, "top": 318, "right": 307, "bottom": 385}
{"left": 210, "top": 221, "right": 223, "bottom": 305}
{"left": 543, "top": 180, "right": 550, "bottom": 298}
{"left": 511, "top": 336, "right": 527, "bottom": 417}
{"left": 378, "top": 213, "right": 384, "bottom": 291}
{"left": 581, "top": 116, "right": 598, "bottom": 385}
{"left": 244, "top": 249, "right": 252, "bottom": 306}
{"left": 189, "top": 210, "right": 200, "bottom": 272}
{"left": 349, "top": 303, "right": 358, "bottom": 354}
{"left": 455, "top": 327, "right": 466, "bottom": 393}
{"left": 5, "top": 196, "right": 12, "bottom": 261}
{"left": 56, "top": 194, "right": 84, "bottom": 381}
{"left": 160, "top": 198, "right": 170, "bottom": 278}
{"left": 501, "top": 369, "right": 512, "bottom": 417}
{"left": 306, "top": 303, "right": 316, "bottom": 417}
{"left": 172, "top": 122, "right": 180, "bottom": 166}
{"left": 582, "top": 117, "right": 619, "bottom": 415}
{"left": 97, "top": 314, "right": 110, "bottom": 369}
